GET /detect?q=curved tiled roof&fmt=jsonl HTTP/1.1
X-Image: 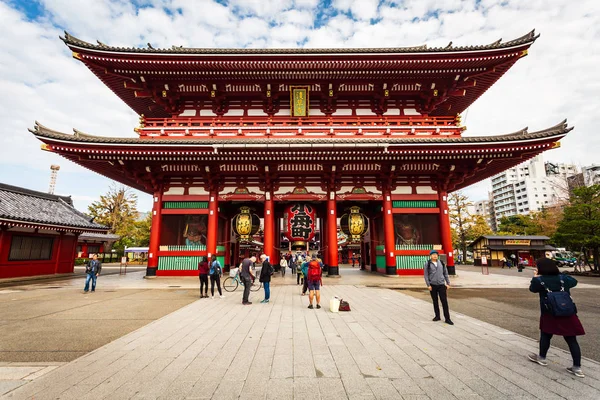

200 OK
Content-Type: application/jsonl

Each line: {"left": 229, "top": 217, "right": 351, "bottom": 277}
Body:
{"left": 29, "top": 120, "right": 572, "bottom": 146}
{"left": 0, "top": 182, "right": 108, "bottom": 231}
{"left": 62, "top": 30, "right": 538, "bottom": 55}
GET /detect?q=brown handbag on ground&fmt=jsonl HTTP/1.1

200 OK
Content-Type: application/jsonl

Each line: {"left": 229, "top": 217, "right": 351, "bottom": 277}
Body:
{"left": 339, "top": 299, "right": 351, "bottom": 311}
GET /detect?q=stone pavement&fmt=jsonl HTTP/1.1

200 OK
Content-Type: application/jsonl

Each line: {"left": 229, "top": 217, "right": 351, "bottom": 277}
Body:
{"left": 3, "top": 284, "right": 600, "bottom": 399}
{"left": 15, "top": 265, "right": 599, "bottom": 292}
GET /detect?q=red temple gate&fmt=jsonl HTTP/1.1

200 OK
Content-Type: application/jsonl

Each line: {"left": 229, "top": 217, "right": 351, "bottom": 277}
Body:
{"left": 29, "top": 30, "right": 572, "bottom": 276}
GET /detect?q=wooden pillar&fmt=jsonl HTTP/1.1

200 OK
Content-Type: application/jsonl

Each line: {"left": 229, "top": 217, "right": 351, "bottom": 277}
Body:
{"left": 382, "top": 188, "right": 396, "bottom": 275}
{"left": 327, "top": 191, "right": 339, "bottom": 275}
{"left": 147, "top": 190, "right": 163, "bottom": 276}
{"left": 54, "top": 231, "right": 65, "bottom": 274}
{"left": 321, "top": 217, "right": 328, "bottom": 265}
{"left": 369, "top": 217, "right": 377, "bottom": 272}
{"left": 0, "top": 226, "right": 8, "bottom": 263}
{"left": 207, "top": 189, "right": 219, "bottom": 259}
{"left": 224, "top": 216, "right": 231, "bottom": 269}
{"left": 273, "top": 211, "right": 281, "bottom": 266}
{"left": 264, "top": 192, "right": 275, "bottom": 261}
{"left": 439, "top": 190, "right": 456, "bottom": 275}
{"left": 360, "top": 241, "right": 366, "bottom": 270}
{"left": 70, "top": 233, "right": 79, "bottom": 273}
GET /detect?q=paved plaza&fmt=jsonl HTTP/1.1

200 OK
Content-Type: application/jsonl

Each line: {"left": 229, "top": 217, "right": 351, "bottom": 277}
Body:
{"left": 2, "top": 269, "right": 600, "bottom": 399}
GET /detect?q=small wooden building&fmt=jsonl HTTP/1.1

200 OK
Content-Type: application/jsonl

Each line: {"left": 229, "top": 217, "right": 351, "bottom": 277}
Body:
{"left": 0, "top": 183, "right": 108, "bottom": 279}
{"left": 469, "top": 235, "right": 556, "bottom": 267}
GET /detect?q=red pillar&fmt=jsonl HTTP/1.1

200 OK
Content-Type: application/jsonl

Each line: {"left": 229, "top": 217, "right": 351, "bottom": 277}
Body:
{"left": 382, "top": 189, "right": 396, "bottom": 275}
{"left": 147, "top": 190, "right": 163, "bottom": 276}
{"left": 273, "top": 211, "right": 281, "bottom": 266}
{"left": 0, "top": 226, "right": 7, "bottom": 263}
{"left": 327, "top": 192, "right": 339, "bottom": 275}
{"left": 70, "top": 234, "right": 79, "bottom": 273}
{"left": 264, "top": 193, "right": 274, "bottom": 261}
{"left": 207, "top": 189, "right": 219, "bottom": 260}
{"left": 439, "top": 191, "right": 456, "bottom": 275}
{"left": 369, "top": 217, "right": 377, "bottom": 272}
{"left": 224, "top": 216, "right": 231, "bottom": 269}
{"left": 54, "top": 232, "right": 64, "bottom": 274}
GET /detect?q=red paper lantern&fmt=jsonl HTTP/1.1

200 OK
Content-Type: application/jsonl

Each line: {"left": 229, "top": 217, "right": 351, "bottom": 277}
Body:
{"left": 283, "top": 203, "right": 316, "bottom": 246}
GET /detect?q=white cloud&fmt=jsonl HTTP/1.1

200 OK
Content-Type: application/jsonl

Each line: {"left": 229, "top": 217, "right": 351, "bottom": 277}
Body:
{"left": 0, "top": 0, "right": 598, "bottom": 211}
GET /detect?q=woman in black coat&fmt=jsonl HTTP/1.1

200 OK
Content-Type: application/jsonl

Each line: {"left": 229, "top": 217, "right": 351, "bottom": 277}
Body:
{"left": 259, "top": 254, "right": 273, "bottom": 303}
{"left": 528, "top": 256, "right": 585, "bottom": 377}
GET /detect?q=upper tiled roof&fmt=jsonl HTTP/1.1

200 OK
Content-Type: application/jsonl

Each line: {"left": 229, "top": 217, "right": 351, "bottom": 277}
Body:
{"left": 62, "top": 30, "right": 538, "bottom": 55}
{"left": 0, "top": 183, "right": 108, "bottom": 231}
{"left": 30, "top": 120, "right": 572, "bottom": 146}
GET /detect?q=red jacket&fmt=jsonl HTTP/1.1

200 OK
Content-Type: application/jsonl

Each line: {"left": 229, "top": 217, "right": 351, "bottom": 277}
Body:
{"left": 198, "top": 261, "right": 209, "bottom": 275}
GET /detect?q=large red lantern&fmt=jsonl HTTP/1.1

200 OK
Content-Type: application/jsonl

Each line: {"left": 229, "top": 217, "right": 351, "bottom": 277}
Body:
{"left": 284, "top": 203, "right": 316, "bottom": 247}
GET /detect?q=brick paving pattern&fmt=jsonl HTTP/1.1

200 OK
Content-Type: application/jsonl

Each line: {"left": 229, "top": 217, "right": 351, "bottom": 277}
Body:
{"left": 3, "top": 285, "right": 600, "bottom": 399}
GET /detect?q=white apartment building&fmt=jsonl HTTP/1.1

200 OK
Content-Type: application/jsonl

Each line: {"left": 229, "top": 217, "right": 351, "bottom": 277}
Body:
{"left": 582, "top": 165, "right": 600, "bottom": 186}
{"left": 491, "top": 155, "right": 578, "bottom": 226}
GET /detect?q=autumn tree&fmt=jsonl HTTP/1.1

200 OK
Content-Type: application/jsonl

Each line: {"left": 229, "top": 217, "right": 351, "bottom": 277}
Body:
{"left": 88, "top": 185, "right": 138, "bottom": 252}
{"left": 497, "top": 215, "right": 539, "bottom": 235}
{"left": 554, "top": 185, "right": 600, "bottom": 271}
{"left": 448, "top": 191, "right": 473, "bottom": 261}
{"left": 132, "top": 213, "right": 152, "bottom": 247}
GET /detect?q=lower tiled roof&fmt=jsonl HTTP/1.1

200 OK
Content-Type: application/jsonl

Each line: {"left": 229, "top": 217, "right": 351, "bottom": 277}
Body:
{"left": 29, "top": 120, "right": 572, "bottom": 146}
{"left": 0, "top": 183, "right": 108, "bottom": 231}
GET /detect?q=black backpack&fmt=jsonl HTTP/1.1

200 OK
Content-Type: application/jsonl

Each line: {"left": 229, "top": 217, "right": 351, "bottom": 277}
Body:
{"left": 540, "top": 277, "right": 577, "bottom": 317}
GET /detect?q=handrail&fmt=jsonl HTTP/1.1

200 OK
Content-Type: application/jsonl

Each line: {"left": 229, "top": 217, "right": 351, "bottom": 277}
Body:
{"left": 141, "top": 115, "right": 458, "bottom": 128}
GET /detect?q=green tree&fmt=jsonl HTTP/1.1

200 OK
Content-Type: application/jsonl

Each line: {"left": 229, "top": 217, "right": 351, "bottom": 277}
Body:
{"left": 554, "top": 185, "right": 600, "bottom": 271}
{"left": 88, "top": 185, "right": 138, "bottom": 252}
{"left": 132, "top": 213, "right": 152, "bottom": 247}
{"left": 449, "top": 191, "right": 473, "bottom": 261}
{"left": 467, "top": 214, "right": 494, "bottom": 241}
{"left": 497, "top": 215, "right": 540, "bottom": 236}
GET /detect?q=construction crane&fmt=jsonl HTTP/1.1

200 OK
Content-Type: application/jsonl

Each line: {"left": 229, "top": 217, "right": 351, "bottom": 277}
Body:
{"left": 49, "top": 165, "right": 60, "bottom": 194}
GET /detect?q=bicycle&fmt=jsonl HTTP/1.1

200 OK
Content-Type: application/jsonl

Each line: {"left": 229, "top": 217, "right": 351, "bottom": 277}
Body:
{"left": 222, "top": 271, "right": 262, "bottom": 292}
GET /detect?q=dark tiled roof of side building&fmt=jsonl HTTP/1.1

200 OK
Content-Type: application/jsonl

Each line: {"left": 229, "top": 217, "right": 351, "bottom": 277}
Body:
{"left": 0, "top": 182, "right": 108, "bottom": 231}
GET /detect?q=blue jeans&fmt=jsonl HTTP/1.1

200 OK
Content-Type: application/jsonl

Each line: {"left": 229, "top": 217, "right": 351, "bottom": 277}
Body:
{"left": 263, "top": 282, "right": 270, "bottom": 300}
{"left": 84, "top": 273, "right": 97, "bottom": 292}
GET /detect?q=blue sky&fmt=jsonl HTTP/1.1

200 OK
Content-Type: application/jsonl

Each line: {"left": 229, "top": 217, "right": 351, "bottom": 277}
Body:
{"left": 0, "top": 0, "right": 598, "bottom": 213}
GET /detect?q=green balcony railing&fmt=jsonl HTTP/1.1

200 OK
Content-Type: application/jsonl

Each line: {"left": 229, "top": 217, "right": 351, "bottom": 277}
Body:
{"left": 163, "top": 201, "right": 208, "bottom": 209}
{"left": 160, "top": 245, "right": 206, "bottom": 251}
{"left": 395, "top": 244, "right": 437, "bottom": 250}
{"left": 396, "top": 255, "right": 429, "bottom": 270}
{"left": 392, "top": 200, "right": 437, "bottom": 208}
{"left": 158, "top": 256, "right": 203, "bottom": 270}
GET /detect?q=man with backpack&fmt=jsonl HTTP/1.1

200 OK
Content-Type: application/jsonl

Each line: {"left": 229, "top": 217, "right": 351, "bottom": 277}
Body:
{"left": 306, "top": 254, "right": 323, "bottom": 309}
{"left": 424, "top": 250, "right": 453, "bottom": 325}
{"left": 209, "top": 257, "right": 224, "bottom": 298}
{"left": 83, "top": 254, "right": 102, "bottom": 293}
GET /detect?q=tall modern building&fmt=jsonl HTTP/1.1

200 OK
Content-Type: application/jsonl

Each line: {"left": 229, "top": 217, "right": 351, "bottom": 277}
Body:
{"left": 582, "top": 165, "right": 600, "bottom": 186}
{"left": 491, "top": 155, "right": 578, "bottom": 226}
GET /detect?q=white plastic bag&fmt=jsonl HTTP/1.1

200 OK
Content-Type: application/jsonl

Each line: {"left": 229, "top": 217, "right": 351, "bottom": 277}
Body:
{"left": 330, "top": 297, "right": 340, "bottom": 313}
{"left": 229, "top": 267, "right": 239, "bottom": 278}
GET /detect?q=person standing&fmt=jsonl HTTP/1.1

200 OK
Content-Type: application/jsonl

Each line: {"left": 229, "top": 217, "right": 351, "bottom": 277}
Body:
{"left": 209, "top": 257, "right": 224, "bottom": 298}
{"left": 306, "top": 255, "right": 323, "bottom": 309}
{"left": 198, "top": 257, "right": 209, "bottom": 298}
{"left": 301, "top": 258, "right": 309, "bottom": 295}
{"left": 280, "top": 257, "right": 288, "bottom": 277}
{"left": 83, "top": 254, "right": 102, "bottom": 293}
{"left": 528, "top": 256, "right": 585, "bottom": 377}
{"left": 296, "top": 260, "right": 303, "bottom": 285}
{"left": 424, "top": 250, "right": 453, "bottom": 325}
{"left": 501, "top": 256, "right": 507, "bottom": 268}
{"left": 281, "top": 254, "right": 287, "bottom": 277}
{"left": 240, "top": 256, "right": 256, "bottom": 305}
{"left": 259, "top": 254, "right": 273, "bottom": 303}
